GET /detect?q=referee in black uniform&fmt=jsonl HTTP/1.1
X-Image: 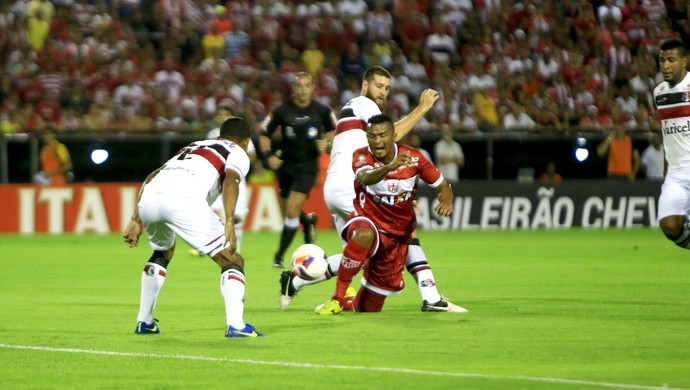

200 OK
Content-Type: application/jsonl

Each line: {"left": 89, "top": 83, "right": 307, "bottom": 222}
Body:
{"left": 260, "top": 72, "right": 337, "bottom": 268}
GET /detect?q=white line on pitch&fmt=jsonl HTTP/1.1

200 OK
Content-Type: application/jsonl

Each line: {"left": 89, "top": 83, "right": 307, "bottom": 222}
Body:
{"left": 0, "top": 343, "right": 684, "bottom": 390}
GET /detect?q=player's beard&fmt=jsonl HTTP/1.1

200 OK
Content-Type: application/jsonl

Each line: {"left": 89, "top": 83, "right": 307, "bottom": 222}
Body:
{"left": 365, "top": 91, "right": 387, "bottom": 110}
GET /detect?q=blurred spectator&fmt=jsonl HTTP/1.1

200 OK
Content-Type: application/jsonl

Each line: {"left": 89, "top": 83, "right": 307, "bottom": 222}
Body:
{"left": 27, "top": 0, "right": 55, "bottom": 23}
{"left": 201, "top": 22, "right": 225, "bottom": 60}
{"left": 425, "top": 18, "right": 457, "bottom": 66}
{"left": 433, "top": 123, "right": 465, "bottom": 182}
{"left": 640, "top": 132, "right": 665, "bottom": 180}
{"left": 597, "top": 0, "right": 623, "bottom": 26}
{"left": 222, "top": 21, "right": 250, "bottom": 61}
{"left": 502, "top": 103, "right": 536, "bottom": 132}
{"left": 403, "top": 131, "right": 432, "bottom": 162}
{"left": 642, "top": 0, "right": 667, "bottom": 25}
{"left": 367, "top": 0, "right": 394, "bottom": 41}
{"left": 27, "top": 8, "right": 50, "bottom": 53}
{"left": 339, "top": 42, "right": 367, "bottom": 79}
{"left": 538, "top": 162, "right": 562, "bottom": 183}
{"left": 36, "top": 131, "right": 72, "bottom": 185}
{"left": 1, "top": 110, "right": 23, "bottom": 134}
{"left": 153, "top": 55, "right": 185, "bottom": 103}
{"left": 472, "top": 87, "right": 499, "bottom": 132}
{"left": 82, "top": 103, "right": 110, "bottom": 131}
{"left": 596, "top": 125, "right": 640, "bottom": 180}
{"left": 301, "top": 39, "right": 325, "bottom": 77}
{"left": 455, "top": 105, "right": 477, "bottom": 132}
{"left": 614, "top": 83, "right": 638, "bottom": 118}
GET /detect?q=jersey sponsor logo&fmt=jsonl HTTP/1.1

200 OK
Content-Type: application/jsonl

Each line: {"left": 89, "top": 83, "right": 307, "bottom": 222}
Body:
{"left": 662, "top": 120, "right": 690, "bottom": 135}
{"left": 372, "top": 191, "right": 412, "bottom": 206}
{"left": 285, "top": 126, "right": 295, "bottom": 138}
{"left": 655, "top": 91, "right": 690, "bottom": 107}
{"left": 341, "top": 256, "right": 361, "bottom": 269}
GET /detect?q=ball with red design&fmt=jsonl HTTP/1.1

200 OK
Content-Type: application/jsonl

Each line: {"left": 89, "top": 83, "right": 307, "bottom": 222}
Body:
{"left": 291, "top": 244, "right": 328, "bottom": 280}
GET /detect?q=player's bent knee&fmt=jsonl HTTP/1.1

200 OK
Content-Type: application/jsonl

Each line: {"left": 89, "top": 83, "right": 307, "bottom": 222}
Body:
{"left": 353, "top": 287, "right": 386, "bottom": 312}
{"left": 148, "top": 250, "right": 172, "bottom": 268}
{"left": 659, "top": 216, "right": 685, "bottom": 239}
{"left": 212, "top": 250, "right": 244, "bottom": 270}
{"left": 351, "top": 227, "right": 375, "bottom": 247}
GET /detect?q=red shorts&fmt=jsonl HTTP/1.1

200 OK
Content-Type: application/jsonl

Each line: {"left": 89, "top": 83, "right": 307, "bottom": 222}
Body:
{"left": 363, "top": 232, "right": 410, "bottom": 293}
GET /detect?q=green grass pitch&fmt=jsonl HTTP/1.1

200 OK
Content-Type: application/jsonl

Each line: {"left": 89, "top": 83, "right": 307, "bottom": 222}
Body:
{"left": 1, "top": 229, "right": 689, "bottom": 389}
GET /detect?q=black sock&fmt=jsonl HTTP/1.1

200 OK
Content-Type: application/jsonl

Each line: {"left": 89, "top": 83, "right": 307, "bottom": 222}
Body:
{"left": 275, "top": 225, "right": 299, "bottom": 261}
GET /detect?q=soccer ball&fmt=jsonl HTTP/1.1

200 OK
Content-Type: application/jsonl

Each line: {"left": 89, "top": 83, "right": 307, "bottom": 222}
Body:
{"left": 291, "top": 244, "right": 328, "bottom": 280}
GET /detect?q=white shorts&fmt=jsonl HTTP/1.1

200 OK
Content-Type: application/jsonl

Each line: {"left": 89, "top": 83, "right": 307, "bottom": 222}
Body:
{"left": 658, "top": 170, "right": 690, "bottom": 220}
{"left": 323, "top": 177, "right": 355, "bottom": 234}
{"left": 138, "top": 185, "right": 226, "bottom": 257}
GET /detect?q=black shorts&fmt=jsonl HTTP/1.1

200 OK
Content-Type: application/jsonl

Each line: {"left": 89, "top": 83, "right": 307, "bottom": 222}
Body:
{"left": 277, "top": 162, "right": 318, "bottom": 198}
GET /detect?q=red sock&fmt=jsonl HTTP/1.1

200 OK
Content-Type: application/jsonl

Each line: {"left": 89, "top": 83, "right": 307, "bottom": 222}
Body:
{"left": 333, "top": 240, "right": 369, "bottom": 302}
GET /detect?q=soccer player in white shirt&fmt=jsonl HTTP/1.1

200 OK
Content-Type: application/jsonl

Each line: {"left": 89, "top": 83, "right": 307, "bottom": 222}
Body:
{"left": 653, "top": 39, "right": 690, "bottom": 248}
{"left": 280, "top": 66, "right": 466, "bottom": 312}
{"left": 123, "top": 117, "right": 264, "bottom": 338}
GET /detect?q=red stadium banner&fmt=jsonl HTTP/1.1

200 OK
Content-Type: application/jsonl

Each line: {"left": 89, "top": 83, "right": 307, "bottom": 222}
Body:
{"left": 0, "top": 183, "right": 332, "bottom": 234}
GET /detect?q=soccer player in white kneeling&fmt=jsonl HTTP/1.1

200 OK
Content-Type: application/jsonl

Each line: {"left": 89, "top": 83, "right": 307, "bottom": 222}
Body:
{"left": 123, "top": 117, "right": 263, "bottom": 337}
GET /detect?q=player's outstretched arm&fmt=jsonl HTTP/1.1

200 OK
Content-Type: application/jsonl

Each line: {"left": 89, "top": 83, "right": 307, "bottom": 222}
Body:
{"left": 393, "top": 88, "right": 440, "bottom": 141}
{"left": 434, "top": 181, "right": 453, "bottom": 217}
{"left": 357, "top": 151, "right": 412, "bottom": 185}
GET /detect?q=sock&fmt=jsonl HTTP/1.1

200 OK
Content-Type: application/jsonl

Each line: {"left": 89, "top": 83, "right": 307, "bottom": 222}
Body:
{"left": 275, "top": 217, "right": 300, "bottom": 261}
{"left": 333, "top": 241, "right": 368, "bottom": 302}
{"left": 221, "top": 268, "right": 246, "bottom": 329}
{"left": 673, "top": 221, "right": 690, "bottom": 248}
{"left": 293, "top": 254, "right": 340, "bottom": 290}
{"left": 137, "top": 262, "right": 166, "bottom": 324}
{"left": 406, "top": 243, "right": 442, "bottom": 304}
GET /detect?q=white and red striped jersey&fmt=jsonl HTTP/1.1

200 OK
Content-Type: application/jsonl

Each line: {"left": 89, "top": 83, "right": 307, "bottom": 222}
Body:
{"left": 326, "top": 95, "right": 381, "bottom": 185}
{"left": 653, "top": 72, "right": 690, "bottom": 172}
{"left": 352, "top": 144, "right": 444, "bottom": 237}
{"left": 151, "top": 139, "right": 249, "bottom": 205}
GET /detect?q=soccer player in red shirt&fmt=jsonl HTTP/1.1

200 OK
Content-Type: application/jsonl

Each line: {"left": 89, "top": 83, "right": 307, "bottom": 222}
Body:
{"left": 315, "top": 114, "right": 463, "bottom": 314}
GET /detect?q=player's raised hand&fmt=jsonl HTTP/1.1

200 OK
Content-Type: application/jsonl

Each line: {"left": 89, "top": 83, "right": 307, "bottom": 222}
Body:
{"left": 123, "top": 219, "right": 142, "bottom": 248}
{"left": 417, "top": 88, "right": 440, "bottom": 112}
{"left": 389, "top": 151, "right": 412, "bottom": 170}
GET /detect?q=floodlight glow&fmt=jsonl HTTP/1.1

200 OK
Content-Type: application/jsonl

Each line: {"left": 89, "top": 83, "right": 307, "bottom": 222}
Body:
{"left": 91, "top": 149, "right": 109, "bottom": 165}
{"left": 576, "top": 137, "right": 587, "bottom": 147}
{"left": 575, "top": 148, "right": 589, "bottom": 162}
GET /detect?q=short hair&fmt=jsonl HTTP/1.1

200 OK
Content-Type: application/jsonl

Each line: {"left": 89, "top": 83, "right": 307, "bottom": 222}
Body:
{"left": 363, "top": 66, "right": 391, "bottom": 83}
{"left": 219, "top": 117, "right": 250, "bottom": 142}
{"left": 660, "top": 39, "right": 687, "bottom": 56}
{"left": 293, "top": 71, "right": 312, "bottom": 83}
{"left": 367, "top": 113, "right": 394, "bottom": 128}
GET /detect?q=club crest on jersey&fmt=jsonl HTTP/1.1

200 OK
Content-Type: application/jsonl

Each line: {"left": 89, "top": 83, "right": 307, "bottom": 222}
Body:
{"left": 388, "top": 181, "right": 399, "bottom": 193}
{"left": 285, "top": 126, "right": 295, "bottom": 138}
{"left": 308, "top": 126, "right": 318, "bottom": 138}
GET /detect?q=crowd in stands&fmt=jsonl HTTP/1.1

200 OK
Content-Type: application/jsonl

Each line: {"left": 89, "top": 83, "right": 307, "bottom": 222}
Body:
{"left": 0, "top": 0, "right": 688, "bottom": 138}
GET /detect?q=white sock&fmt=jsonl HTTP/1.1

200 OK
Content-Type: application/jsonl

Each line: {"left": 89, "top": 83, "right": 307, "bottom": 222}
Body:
{"left": 293, "top": 253, "right": 341, "bottom": 290}
{"left": 137, "top": 262, "right": 166, "bottom": 323}
{"left": 220, "top": 268, "right": 246, "bottom": 329}
{"left": 406, "top": 245, "right": 441, "bottom": 303}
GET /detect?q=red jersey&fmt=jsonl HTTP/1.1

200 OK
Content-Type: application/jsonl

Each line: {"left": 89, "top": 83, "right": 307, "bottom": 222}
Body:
{"left": 352, "top": 144, "right": 443, "bottom": 238}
